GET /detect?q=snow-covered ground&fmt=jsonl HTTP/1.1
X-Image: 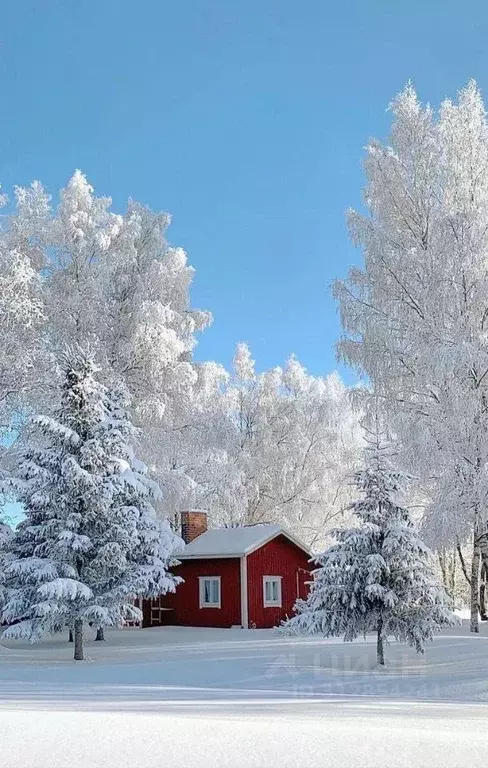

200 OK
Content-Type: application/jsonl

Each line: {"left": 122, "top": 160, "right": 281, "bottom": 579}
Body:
{"left": 1, "top": 622, "right": 488, "bottom": 767}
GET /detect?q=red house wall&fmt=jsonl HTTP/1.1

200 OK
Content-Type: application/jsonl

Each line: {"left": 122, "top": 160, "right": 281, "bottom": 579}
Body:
{"left": 246, "top": 535, "right": 310, "bottom": 629}
{"left": 144, "top": 557, "right": 241, "bottom": 628}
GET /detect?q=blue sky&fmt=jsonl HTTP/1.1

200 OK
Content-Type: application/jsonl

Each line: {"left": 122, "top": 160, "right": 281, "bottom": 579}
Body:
{"left": 1, "top": 0, "right": 486, "bottom": 379}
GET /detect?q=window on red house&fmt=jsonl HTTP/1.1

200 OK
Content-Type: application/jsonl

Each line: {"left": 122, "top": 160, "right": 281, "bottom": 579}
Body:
{"left": 263, "top": 576, "right": 282, "bottom": 607}
{"left": 199, "top": 576, "right": 221, "bottom": 608}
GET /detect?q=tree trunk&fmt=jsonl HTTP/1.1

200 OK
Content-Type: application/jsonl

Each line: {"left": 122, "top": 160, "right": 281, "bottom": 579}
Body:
{"left": 376, "top": 617, "right": 385, "bottom": 666}
{"left": 438, "top": 550, "right": 447, "bottom": 591}
{"left": 68, "top": 628, "right": 73, "bottom": 643}
{"left": 479, "top": 557, "right": 488, "bottom": 620}
{"left": 74, "top": 619, "right": 84, "bottom": 661}
{"left": 478, "top": 536, "right": 488, "bottom": 621}
{"left": 95, "top": 627, "right": 105, "bottom": 641}
{"left": 438, "top": 548, "right": 456, "bottom": 599}
{"left": 448, "top": 549, "right": 456, "bottom": 599}
{"left": 470, "top": 535, "right": 480, "bottom": 633}
{"left": 480, "top": 578, "right": 487, "bottom": 621}
{"left": 456, "top": 541, "right": 471, "bottom": 585}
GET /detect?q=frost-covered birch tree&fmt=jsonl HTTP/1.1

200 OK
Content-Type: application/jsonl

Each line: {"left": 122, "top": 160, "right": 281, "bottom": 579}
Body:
{"left": 1, "top": 349, "right": 181, "bottom": 660}
{"left": 39, "top": 171, "right": 210, "bottom": 416}
{"left": 333, "top": 80, "right": 488, "bottom": 631}
{"left": 102, "top": 200, "right": 214, "bottom": 512}
{"left": 283, "top": 423, "right": 453, "bottom": 665}
{"left": 0, "top": 182, "right": 48, "bottom": 448}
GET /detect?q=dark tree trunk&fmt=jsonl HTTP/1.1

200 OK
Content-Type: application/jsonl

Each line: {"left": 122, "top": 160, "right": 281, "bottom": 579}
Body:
{"left": 457, "top": 541, "right": 471, "bottom": 586}
{"left": 470, "top": 535, "right": 480, "bottom": 633}
{"left": 448, "top": 549, "right": 456, "bottom": 598}
{"left": 74, "top": 619, "right": 84, "bottom": 661}
{"left": 480, "top": 560, "right": 488, "bottom": 621}
{"left": 376, "top": 617, "right": 385, "bottom": 666}
{"left": 480, "top": 580, "right": 487, "bottom": 621}
{"left": 68, "top": 628, "right": 73, "bottom": 643}
{"left": 95, "top": 627, "right": 105, "bottom": 641}
{"left": 438, "top": 550, "right": 447, "bottom": 589}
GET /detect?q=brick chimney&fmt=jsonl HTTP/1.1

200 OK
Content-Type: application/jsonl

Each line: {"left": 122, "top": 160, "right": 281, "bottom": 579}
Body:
{"left": 181, "top": 510, "right": 208, "bottom": 544}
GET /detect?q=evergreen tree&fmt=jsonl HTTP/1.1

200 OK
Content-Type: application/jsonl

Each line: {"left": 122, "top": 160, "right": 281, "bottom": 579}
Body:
{"left": 283, "top": 424, "right": 454, "bottom": 665}
{"left": 1, "top": 349, "right": 182, "bottom": 660}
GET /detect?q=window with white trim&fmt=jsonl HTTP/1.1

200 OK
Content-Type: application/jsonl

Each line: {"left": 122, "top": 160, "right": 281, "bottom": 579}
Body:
{"left": 199, "top": 576, "right": 221, "bottom": 608}
{"left": 263, "top": 576, "right": 282, "bottom": 607}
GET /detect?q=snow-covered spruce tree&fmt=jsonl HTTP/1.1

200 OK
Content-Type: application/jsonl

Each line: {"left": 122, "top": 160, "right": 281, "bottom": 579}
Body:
{"left": 1, "top": 350, "right": 182, "bottom": 660}
{"left": 283, "top": 424, "right": 454, "bottom": 665}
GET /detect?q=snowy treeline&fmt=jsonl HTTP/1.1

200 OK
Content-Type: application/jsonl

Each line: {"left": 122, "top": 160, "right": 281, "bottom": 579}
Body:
{"left": 334, "top": 80, "right": 488, "bottom": 631}
{"left": 161, "top": 343, "right": 361, "bottom": 547}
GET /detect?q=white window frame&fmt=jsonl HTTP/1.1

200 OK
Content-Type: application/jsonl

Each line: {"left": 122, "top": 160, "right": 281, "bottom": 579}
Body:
{"left": 199, "top": 576, "right": 221, "bottom": 608}
{"left": 263, "top": 576, "right": 282, "bottom": 607}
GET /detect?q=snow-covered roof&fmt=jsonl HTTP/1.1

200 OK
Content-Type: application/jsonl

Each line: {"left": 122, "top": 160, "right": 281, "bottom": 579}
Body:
{"left": 176, "top": 524, "right": 310, "bottom": 559}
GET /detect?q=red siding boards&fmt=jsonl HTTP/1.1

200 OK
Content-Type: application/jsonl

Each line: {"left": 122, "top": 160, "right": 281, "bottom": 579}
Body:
{"left": 246, "top": 535, "right": 311, "bottom": 629}
{"left": 143, "top": 557, "right": 241, "bottom": 628}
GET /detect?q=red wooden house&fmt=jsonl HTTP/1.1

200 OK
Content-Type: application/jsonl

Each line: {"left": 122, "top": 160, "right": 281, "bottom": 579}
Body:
{"left": 143, "top": 510, "right": 311, "bottom": 629}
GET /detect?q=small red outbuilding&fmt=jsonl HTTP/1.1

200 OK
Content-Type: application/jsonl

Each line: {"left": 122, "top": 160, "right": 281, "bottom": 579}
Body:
{"left": 143, "top": 511, "right": 311, "bottom": 629}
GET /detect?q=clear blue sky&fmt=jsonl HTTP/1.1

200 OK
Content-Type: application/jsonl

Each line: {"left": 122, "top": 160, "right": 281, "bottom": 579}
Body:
{"left": 1, "top": 0, "right": 486, "bottom": 378}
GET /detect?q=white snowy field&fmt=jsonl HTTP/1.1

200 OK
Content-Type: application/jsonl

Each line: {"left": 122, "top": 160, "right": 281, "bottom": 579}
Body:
{"left": 1, "top": 623, "right": 488, "bottom": 768}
